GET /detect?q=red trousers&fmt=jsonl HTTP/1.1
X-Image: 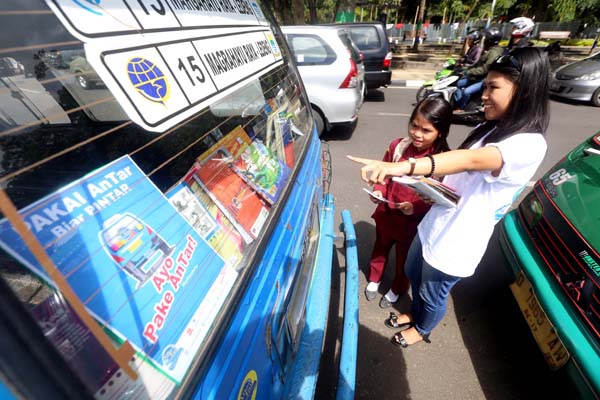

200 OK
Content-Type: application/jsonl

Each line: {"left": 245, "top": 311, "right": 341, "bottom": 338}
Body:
{"left": 368, "top": 224, "right": 413, "bottom": 295}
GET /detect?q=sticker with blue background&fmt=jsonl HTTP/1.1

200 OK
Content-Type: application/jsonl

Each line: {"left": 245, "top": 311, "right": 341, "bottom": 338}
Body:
{"left": 0, "top": 155, "right": 225, "bottom": 382}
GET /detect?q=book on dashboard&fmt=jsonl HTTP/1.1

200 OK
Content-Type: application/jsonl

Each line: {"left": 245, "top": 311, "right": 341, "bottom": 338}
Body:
{"left": 392, "top": 176, "right": 460, "bottom": 208}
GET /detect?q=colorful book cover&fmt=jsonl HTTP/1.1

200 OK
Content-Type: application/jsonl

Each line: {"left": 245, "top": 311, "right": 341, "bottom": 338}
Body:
{"left": 0, "top": 156, "right": 227, "bottom": 383}
{"left": 195, "top": 126, "right": 270, "bottom": 242}
{"left": 193, "top": 148, "right": 270, "bottom": 243}
{"left": 168, "top": 182, "right": 244, "bottom": 269}
{"left": 196, "top": 125, "right": 252, "bottom": 163}
{"left": 230, "top": 138, "right": 290, "bottom": 205}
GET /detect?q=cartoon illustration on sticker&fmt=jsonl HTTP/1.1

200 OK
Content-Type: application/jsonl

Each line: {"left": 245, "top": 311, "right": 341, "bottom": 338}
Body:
{"left": 99, "top": 212, "right": 174, "bottom": 288}
{"left": 127, "top": 57, "right": 170, "bottom": 105}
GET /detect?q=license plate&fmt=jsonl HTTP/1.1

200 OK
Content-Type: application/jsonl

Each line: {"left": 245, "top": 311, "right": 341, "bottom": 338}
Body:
{"left": 550, "top": 84, "right": 560, "bottom": 92}
{"left": 510, "top": 272, "right": 570, "bottom": 370}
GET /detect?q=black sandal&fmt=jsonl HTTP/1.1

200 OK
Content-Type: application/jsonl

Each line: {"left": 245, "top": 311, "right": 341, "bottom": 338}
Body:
{"left": 391, "top": 330, "right": 431, "bottom": 348}
{"left": 384, "top": 312, "right": 413, "bottom": 330}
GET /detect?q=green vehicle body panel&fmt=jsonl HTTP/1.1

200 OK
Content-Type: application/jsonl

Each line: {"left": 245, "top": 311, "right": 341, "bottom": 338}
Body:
{"left": 541, "top": 136, "right": 600, "bottom": 250}
{"left": 499, "top": 132, "right": 600, "bottom": 398}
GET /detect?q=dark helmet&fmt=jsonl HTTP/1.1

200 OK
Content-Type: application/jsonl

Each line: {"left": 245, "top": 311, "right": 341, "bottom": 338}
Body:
{"left": 484, "top": 27, "right": 503, "bottom": 45}
{"left": 467, "top": 30, "right": 483, "bottom": 44}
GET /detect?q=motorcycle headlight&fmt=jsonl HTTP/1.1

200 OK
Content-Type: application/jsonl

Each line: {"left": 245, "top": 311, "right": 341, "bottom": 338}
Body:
{"left": 574, "top": 71, "right": 600, "bottom": 81}
{"left": 519, "top": 191, "right": 543, "bottom": 229}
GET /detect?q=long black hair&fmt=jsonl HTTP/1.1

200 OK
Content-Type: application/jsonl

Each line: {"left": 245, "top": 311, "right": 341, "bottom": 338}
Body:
{"left": 459, "top": 47, "right": 550, "bottom": 149}
{"left": 410, "top": 95, "right": 452, "bottom": 153}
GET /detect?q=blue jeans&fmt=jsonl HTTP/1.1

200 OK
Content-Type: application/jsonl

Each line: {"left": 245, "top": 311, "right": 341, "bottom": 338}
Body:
{"left": 404, "top": 236, "right": 461, "bottom": 336}
{"left": 453, "top": 78, "right": 483, "bottom": 110}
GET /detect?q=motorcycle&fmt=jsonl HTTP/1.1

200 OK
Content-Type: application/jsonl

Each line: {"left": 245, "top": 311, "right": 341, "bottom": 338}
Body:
{"left": 420, "top": 73, "right": 485, "bottom": 125}
{"left": 415, "top": 58, "right": 457, "bottom": 102}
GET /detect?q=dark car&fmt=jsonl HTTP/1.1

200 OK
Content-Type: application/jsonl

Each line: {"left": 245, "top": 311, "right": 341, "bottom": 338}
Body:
{"left": 550, "top": 51, "right": 600, "bottom": 107}
{"left": 325, "top": 22, "right": 392, "bottom": 90}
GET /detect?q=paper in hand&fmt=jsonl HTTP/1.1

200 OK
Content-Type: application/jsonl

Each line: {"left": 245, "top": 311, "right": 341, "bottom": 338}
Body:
{"left": 362, "top": 188, "right": 401, "bottom": 207}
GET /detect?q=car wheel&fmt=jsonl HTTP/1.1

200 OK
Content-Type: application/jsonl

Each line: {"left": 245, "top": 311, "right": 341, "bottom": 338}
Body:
{"left": 312, "top": 107, "right": 325, "bottom": 136}
{"left": 76, "top": 74, "right": 91, "bottom": 90}
{"left": 592, "top": 87, "right": 600, "bottom": 107}
{"left": 416, "top": 86, "right": 433, "bottom": 102}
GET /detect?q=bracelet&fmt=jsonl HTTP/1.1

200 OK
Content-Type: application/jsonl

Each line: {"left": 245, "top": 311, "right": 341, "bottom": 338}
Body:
{"left": 407, "top": 157, "right": 416, "bottom": 176}
{"left": 424, "top": 155, "right": 435, "bottom": 178}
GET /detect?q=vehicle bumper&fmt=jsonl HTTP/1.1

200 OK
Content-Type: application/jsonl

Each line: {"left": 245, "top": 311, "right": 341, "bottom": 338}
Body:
{"left": 365, "top": 70, "right": 392, "bottom": 89}
{"left": 499, "top": 211, "right": 600, "bottom": 398}
{"left": 549, "top": 78, "right": 599, "bottom": 102}
{"left": 323, "top": 90, "right": 361, "bottom": 126}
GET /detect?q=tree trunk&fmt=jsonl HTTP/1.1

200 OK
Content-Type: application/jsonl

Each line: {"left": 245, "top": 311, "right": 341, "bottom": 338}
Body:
{"left": 293, "top": 0, "right": 304, "bottom": 24}
{"left": 272, "top": 0, "right": 283, "bottom": 24}
{"left": 308, "top": 0, "right": 317, "bottom": 23}
{"left": 412, "top": 0, "right": 426, "bottom": 51}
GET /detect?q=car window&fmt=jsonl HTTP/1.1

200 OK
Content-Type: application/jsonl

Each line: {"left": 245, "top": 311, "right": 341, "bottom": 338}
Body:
{"left": 347, "top": 27, "right": 381, "bottom": 50}
{"left": 286, "top": 34, "right": 336, "bottom": 66}
{"left": 338, "top": 31, "right": 362, "bottom": 64}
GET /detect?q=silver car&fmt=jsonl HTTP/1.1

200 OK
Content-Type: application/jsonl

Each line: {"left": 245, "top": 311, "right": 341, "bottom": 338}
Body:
{"left": 282, "top": 25, "right": 365, "bottom": 135}
{"left": 550, "top": 51, "right": 600, "bottom": 107}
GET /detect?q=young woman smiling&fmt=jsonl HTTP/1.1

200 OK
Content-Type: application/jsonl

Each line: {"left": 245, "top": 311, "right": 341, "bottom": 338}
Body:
{"left": 349, "top": 47, "right": 550, "bottom": 348}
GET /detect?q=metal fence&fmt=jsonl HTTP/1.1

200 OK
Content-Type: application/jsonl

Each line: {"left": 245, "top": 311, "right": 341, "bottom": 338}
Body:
{"left": 385, "top": 21, "right": 600, "bottom": 44}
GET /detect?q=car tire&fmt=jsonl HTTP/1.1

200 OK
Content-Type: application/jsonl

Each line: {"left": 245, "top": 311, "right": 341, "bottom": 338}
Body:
{"left": 592, "top": 87, "right": 600, "bottom": 107}
{"left": 416, "top": 86, "right": 433, "bottom": 102}
{"left": 76, "top": 73, "right": 91, "bottom": 90}
{"left": 312, "top": 107, "right": 325, "bottom": 136}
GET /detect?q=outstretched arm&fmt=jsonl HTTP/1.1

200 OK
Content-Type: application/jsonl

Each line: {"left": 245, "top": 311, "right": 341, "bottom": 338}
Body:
{"left": 347, "top": 146, "right": 504, "bottom": 184}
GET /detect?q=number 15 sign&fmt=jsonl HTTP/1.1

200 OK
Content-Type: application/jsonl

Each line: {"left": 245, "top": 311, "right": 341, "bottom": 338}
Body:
{"left": 90, "top": 29, "right": 282, "bottom": 131}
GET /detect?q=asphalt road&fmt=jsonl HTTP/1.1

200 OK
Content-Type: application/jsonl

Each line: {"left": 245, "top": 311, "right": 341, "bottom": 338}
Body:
{"left": 316, "top": 85, "right": 599, "bottom": 399}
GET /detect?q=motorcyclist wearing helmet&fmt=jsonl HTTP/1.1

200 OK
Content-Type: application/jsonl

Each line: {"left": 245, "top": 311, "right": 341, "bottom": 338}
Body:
{"left": 458, "top": 30, "right": 484, "bottom": 68}
{"left": 454, "top": 27, "right": 504, "bottom": 111}
{"left": 507, "top": 17, "right": 535, "bottom": 50}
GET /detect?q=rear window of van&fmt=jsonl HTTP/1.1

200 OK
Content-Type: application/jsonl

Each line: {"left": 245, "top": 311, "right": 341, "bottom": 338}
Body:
{"left": 348, "top": 26, "right": 382, "bottom": 50}
{"left": 286, "top": 34, "right": 337, "bottom": 65}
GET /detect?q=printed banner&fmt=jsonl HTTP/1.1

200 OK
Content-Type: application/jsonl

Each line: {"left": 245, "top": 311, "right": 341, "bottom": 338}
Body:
{"left": 46, "top": 0, "right": 269, "bottom": 40}
{"left": 45, "top": 0, "right": 282, "bottom": 132}
{"left": 0, "top": 156, "right": 227, "bottom": 382}
{"left": 87, "top": 29, "right": 282, "bottom": 131}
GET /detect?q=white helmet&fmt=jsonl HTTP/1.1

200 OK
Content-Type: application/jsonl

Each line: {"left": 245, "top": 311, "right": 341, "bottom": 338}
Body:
{"left": 510, "top": 17, "right": 534, "bottom": 37}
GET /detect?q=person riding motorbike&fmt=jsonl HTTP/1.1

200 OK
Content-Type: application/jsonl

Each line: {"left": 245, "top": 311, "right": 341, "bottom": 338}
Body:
{"left": 453, "top": 27, "right": 504, "bottom": 112}
{"left": 506, "top": 17, "right": 535, "bottom": 51}
{"left": 457, "top": 30, "right": 484, "bottom": 68}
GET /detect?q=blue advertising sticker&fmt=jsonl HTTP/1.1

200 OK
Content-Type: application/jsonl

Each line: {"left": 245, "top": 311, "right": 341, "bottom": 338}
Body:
{"left": 0, "top": 156, "right": 225, "bottom": 382}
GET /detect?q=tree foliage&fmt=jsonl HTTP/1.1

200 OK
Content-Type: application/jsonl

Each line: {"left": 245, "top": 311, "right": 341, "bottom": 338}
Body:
{"left": 264, "top": 0, "right": 600, "bottom": 25}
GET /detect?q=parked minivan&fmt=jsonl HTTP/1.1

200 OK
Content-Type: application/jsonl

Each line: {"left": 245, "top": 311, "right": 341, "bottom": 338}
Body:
{"left": 282, "top": 25, "right": 364, "bottom": 135}
{"left": 326, "top": 22, "right": 392, "bottom": 91}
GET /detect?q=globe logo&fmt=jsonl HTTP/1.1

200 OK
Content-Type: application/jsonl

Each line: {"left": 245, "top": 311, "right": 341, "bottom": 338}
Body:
{"left": 127, "top": 57, "right": 170, "bottom": 105}
{"left": 72, "top": 0, "right": 102, "bottom": 15}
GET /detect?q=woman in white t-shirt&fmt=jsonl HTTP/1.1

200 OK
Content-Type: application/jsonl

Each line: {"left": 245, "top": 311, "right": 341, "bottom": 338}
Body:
{"left": 348, "top": 47, "right": 550, "bottom": 348}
